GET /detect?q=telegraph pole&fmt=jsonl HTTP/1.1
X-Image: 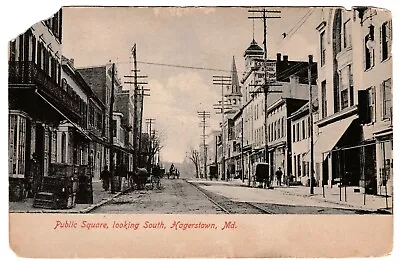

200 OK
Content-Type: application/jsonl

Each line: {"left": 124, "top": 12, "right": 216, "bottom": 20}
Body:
{"left": 138, "top": 86, "right": 150, "bottom": 166}
{"left": 308, "top": 55, "right": 314, "bottom": 194}
{"left": 125, "top": 44, "right": 148, "bottom": 169}
{"left": 146, "top": 118, "right": 156, "bottom": 167}
{"left": 109, "top": 62, "right": 115, "bottom": 193}
{"left": 198, "top": 111, "right": 211, "bottom": 179}
{"left": 213, "top": 75, "right": 232, "bottom": 181}
{"left": 248, "top": 8, "right": 281, "bottom": 188}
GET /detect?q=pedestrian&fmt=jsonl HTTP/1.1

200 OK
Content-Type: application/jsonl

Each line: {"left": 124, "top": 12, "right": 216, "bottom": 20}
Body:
{"left": 100, "top": 165, "right": 111, "bottom": 191}
{"left": 26, "top": 153, "right": 38, "bottom": 198}
{"left": 169, "top": 163, "right": 175, "bottom": 179}
{"left": 276, "top": 167, "right": 283, "bottom": 186}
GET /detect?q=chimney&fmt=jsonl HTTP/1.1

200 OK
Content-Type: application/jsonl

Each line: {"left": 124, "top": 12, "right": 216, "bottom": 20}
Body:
{"left": 283, "top": 55, "right": 288, "bottom": 62}
{"left": 69, "top": 58, "right": 74, "bottom": 67}
{"left": 277, "top": 53, "right": 282, "bottom": 62}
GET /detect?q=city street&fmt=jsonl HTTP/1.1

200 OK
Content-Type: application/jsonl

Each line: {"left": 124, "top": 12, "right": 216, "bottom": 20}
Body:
{"left": 91, "top": 177, "right": 382, "bottom": 214}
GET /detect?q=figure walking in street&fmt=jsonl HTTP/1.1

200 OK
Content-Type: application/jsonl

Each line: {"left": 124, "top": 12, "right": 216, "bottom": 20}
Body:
{"left": 100, "top": 165, "right": 111, "bottom": 191}
{"left": 169, "top": 163, "right": 175, "bottom": 179}
{"left": 276, "top": 167, "right": 283, "bottom": 186}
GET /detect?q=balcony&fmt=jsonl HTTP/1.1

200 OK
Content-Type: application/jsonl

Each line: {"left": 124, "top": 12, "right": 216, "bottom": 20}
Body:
{"left": 9, "top": 61, "right": 80, "bottom": 118}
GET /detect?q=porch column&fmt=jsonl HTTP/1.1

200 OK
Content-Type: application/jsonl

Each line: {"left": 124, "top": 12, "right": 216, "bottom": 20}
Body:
{"left": 327, "top": 153, "right": 333, "bottom": 187}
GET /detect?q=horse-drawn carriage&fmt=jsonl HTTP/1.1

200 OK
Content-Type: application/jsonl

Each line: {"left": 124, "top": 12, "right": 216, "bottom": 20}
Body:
{"left": 128, "top": 166, "right": 163, "bottom": 190}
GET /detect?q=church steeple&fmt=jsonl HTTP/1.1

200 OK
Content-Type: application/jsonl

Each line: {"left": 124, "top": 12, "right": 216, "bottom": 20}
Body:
{"left": 224, "top": 56, "right": 242, "bottom": 109}
{"left": 231, "top": 56, "right": 240, "bottom": 95}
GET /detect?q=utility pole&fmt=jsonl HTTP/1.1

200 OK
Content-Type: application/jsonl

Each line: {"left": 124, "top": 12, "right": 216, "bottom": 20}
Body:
{"left": 213, "top": 75, "right": 232, "bottom": 181}
{"left": 125, "top": 44, "right": 148, "bottom": 169}
{"left": 198, "top": 111, "right": 211, "bottom": 180}
{"left": 248, "top": 8, "right": 281, "bottom": 188}
{"left": 138, "top": 86, "right": 150, "bottom": 166}
{"left": 308, "top": 55, "right": 314, "bottom": 195}
{"left": 109, "top": 62, "right": 116, "bottom": 193}
{"left": 146, "top": 118, "right": 156, "bottom": 167}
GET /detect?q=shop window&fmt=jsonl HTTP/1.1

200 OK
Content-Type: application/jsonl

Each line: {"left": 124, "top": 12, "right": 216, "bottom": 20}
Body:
{"left": 9, "top": 112, "right": 27, "bottom": 178}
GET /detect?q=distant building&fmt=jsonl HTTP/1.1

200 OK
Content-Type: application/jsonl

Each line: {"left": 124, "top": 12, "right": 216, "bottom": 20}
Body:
{"left": 288, "top": 99, "right": 319, "bottom": 186}
{"left": 239, "top": 37, "right": 318, "bottom": 184}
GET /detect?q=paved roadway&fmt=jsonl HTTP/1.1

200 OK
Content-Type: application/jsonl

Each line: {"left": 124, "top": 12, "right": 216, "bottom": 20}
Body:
{"left": 92, "top": 178, "right": 380, "bottom": 214}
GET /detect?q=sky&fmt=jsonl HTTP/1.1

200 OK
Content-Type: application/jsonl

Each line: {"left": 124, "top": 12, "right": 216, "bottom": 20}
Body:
{"left": 61, "top": 6, "right": 323, "bottom": 163}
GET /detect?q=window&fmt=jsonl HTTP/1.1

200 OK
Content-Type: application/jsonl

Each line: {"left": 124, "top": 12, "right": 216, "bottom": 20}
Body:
{"left": 381, "top": 21, "right": 392, "bottom": 61}
{"left": 277, "top": 119, "right": 280, "bottom": 139}
{"left": 381, "top": 79, "right": 392, "bottom": 120}
{"left": 51, "top": 131, "right": 57, "bottom": 163}
{"left": 320, "top": 31, "right": 326, "bottom": 66}
{"left": 9, "top": 40, "right": 16, "bottom": 61}
{"left": 343, "top": 19, "right": 352, "bottom": 48}
{"left": 8, "top": 112, "right": 26, "bottom": 177}
{"left": 301, "top": 119, "right": 306, "bottom": 140}
{"left": 292, "top": 124, "right": 295, "bottom": 142}
{"left": 112, "top": 120, "right": 117, "bottom": 137}
{"left": 296, "top": 123, "right": 300, "bottom": 142}
{"left": 339, "top": 65, "right": 353, "bottom": 110}
{"left": 365, "top": 26, "right": 375, "bottom": 70}
{"left": 281, "top": 117, "right": 285, "bottom": 137}
{"left": 297, "top": 154, "right": 301, "bottom": 178}
{"left": 293, "top": 155, "right": 297, "bottom": 177}
{"left": 321, "top": 81, "right": 327, "bottom": 118}
{"left": 366, "top": 87, "right": 376, "bottom": 123}
{"left": 61, "top": 132, "right": 67, "bottom": 163}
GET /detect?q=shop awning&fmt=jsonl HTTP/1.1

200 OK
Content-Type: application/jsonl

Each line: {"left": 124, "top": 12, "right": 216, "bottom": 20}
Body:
{"left": 304, "top": 115, "right": 357, "bottom": 162}
{"left": 36, "top": 90, "right": 92, "bottom": 141}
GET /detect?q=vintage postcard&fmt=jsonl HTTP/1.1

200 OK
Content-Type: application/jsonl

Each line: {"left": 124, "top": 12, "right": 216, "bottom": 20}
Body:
{"left": 8, "top": 6, "right": 393, "bottom": 258}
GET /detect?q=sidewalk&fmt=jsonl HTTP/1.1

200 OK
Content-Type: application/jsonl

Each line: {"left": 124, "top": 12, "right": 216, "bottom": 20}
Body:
{"left": 272, "top": 185, "right": 393, "bottom": 213}
{"left": 190, "top": 178, "right": 392, "bottom": 213}
{"left": 9, "top": 180, "right": 131, "bottom": 214}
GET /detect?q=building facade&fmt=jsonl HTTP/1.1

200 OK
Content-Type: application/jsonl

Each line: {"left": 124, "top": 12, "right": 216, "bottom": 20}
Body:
{"left": 8, "top": 10, "right": 78, "bottom": 200}
{"left": 315, "top": 7, "right": 392, "bottom": 195}
{"left": 288, "top": 99, "right": 319, "bottom": 186}
{"left": 239, "top": 38, "right": 318, "bottom": 184}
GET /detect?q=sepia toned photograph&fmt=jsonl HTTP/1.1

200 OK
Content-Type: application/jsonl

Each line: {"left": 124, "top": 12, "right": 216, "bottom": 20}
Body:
{"left": 7, "top": 5, "right": 394, "bottom": 258}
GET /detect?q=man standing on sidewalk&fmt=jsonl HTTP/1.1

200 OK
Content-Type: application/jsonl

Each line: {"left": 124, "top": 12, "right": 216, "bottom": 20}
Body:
{"left": 100, "top": 166, "right": 111, "bottom": 191}
{"left": 276, "top": 167, "right": 283, "bottom": 186}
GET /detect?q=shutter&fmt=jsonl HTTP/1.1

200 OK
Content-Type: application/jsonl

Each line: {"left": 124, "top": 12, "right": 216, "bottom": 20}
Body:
{"left": 372, "top": 86, "right": 376, "bottom": 122}
{"left": 24, "top": 31, "right": 29, "bottom": 62}
{"left": 18, "top": 34, "right": 24, "bottom": 61}
{"left": 32, "top": 35, "right": 36, "bottom": 64}
{"left": 358, "top": 90, "right": 369, "bottom": 124}
{"left": 380, "top": 82, "right": 385, "bottom": 120}
{"left": 37, "top": 42, "right": 41, "bottom": 67}
{"left": 379, "top": 26, "right": 382, "bottom": 61}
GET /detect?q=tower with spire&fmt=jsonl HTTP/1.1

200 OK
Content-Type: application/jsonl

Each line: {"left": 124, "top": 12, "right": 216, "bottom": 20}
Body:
{"left": 225, "top": 56, "right": 242, "bottom": 110}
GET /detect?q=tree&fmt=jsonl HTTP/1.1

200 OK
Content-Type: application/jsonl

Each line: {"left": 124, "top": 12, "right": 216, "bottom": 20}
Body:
{"left": 187, "top": 148, "right": 201, "bottom": 178}
{"left": 140, "top": 130, "right": 164, "bottom": 170}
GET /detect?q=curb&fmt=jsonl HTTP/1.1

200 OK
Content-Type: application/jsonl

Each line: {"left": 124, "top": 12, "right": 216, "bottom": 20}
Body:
{"left": 275, "top": 189, "right": 392, "bottom": 214}
{"left": 9, "top": 187, "right": 133, "bottom": 214}
{"left": 79, "top": 187, "right": 133, "bottom": 214}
